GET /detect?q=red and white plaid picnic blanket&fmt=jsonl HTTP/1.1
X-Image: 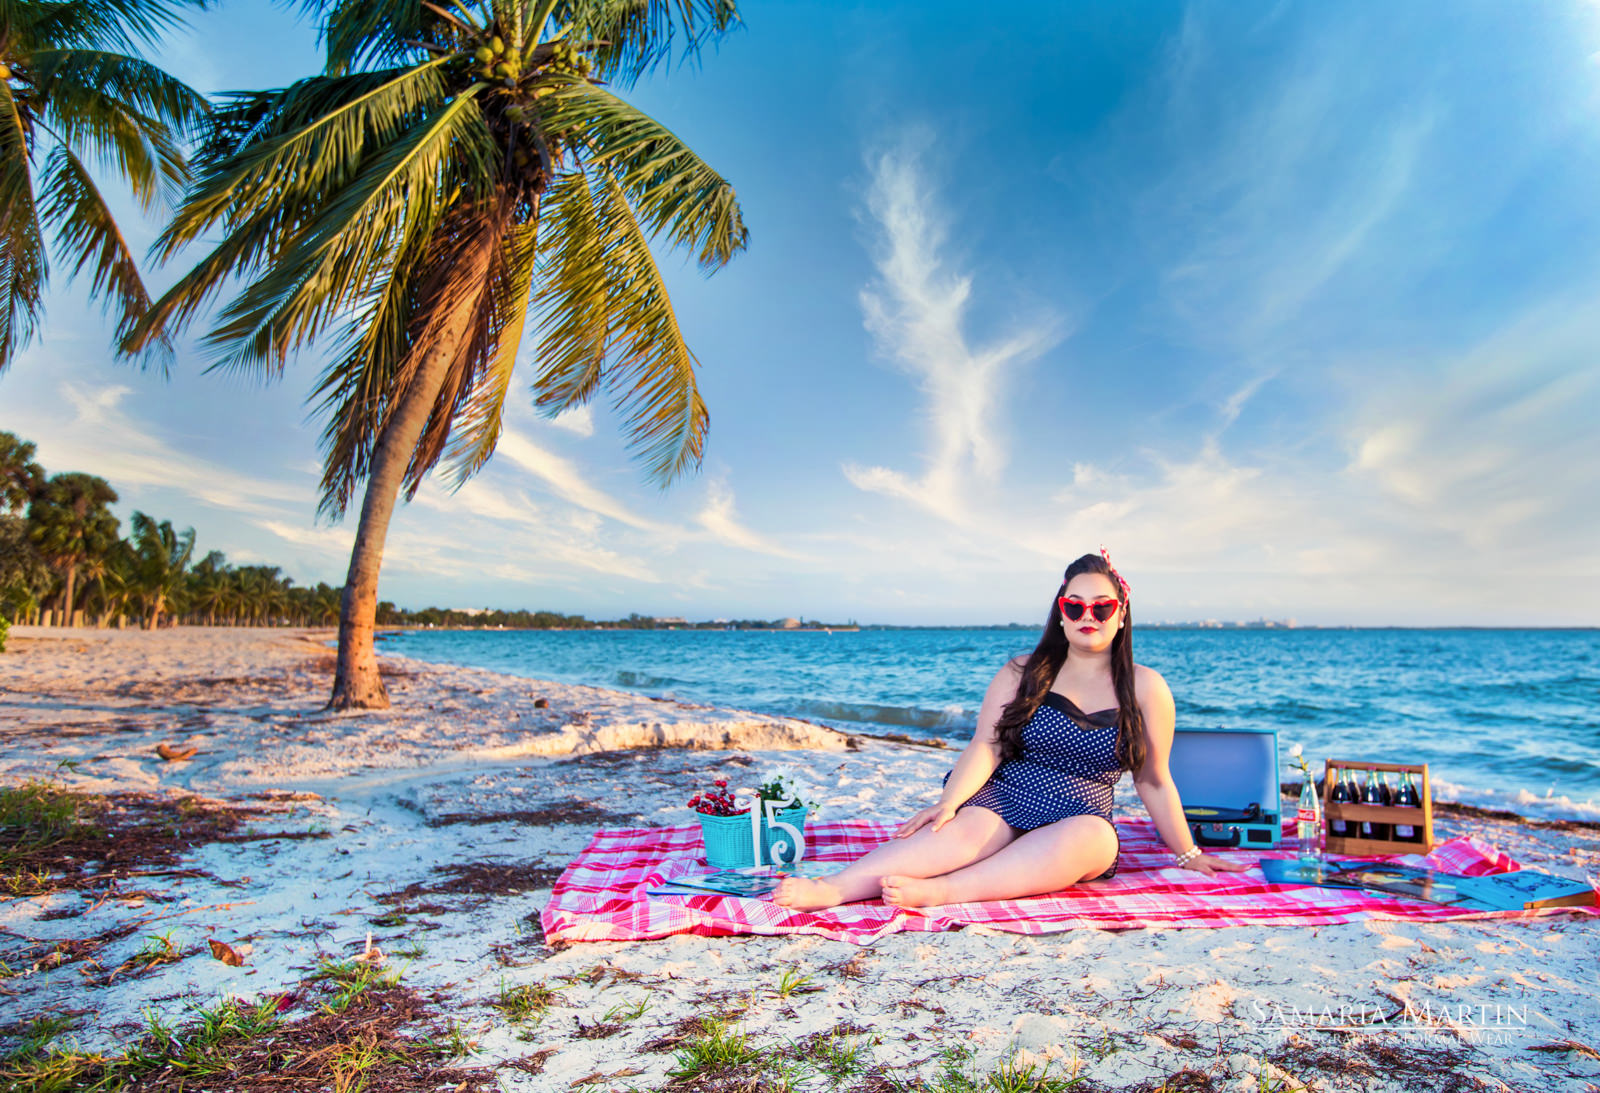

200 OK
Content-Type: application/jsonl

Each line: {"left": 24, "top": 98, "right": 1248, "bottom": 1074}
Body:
{"left": 539, "top": 819, "right": 1597, "bottom": 945}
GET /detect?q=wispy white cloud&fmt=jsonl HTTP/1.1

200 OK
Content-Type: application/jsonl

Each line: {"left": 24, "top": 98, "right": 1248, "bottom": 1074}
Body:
{"left": 843, "top": 135, "right": 1064, "bottom": 521}
{"left": 44, "top": 383, "right": 312, "bottom": 518}
{"left": 251, "top": 520, "right": 353, "bottom": 555}
{"left": 694, "top": 478, "right": 809, "bottom": 560}
{"left": 494, "top": 429, "right": 666, "bottom": 532}
{"left": 546, "top": 404, "right": 595, "bottom": 437}
{"left": 411, "top": 476, "right": 541, "bottom": 526}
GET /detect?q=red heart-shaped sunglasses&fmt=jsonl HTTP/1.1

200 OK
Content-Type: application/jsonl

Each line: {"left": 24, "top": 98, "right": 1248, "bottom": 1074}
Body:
{"left": 1058, "top": 596, "right": 1121, "bottom": 623}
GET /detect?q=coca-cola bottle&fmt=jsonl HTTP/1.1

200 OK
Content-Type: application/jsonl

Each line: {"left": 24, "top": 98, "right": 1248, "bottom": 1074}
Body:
{"left": 1359, "top": 768, "right": 1389, "bottom": 841}
{"left": 1296, "top": 776, "right": 1323, "bottom": 862}
{"left": 1393, "top": 770, "right": 1423, "bottom": 843}
{"left": 1329, "top": 768, "right": 1353, "bottom": 836}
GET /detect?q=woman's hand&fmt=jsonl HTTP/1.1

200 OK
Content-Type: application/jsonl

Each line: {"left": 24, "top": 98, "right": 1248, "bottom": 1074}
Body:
{"left": 895, "top": 803, "right": 957, "bottom": 839}
{"left": 1180, "top": 852, "right": 1254, "bottom": 876}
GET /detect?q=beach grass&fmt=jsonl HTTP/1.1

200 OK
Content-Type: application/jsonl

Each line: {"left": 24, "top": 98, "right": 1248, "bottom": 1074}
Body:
{"left": 490, "top": 978, "right": 560, "bottom": 1023}
{"left": 310, "top": 956, "right": 404, "bottom": 1014}
{"left": 772, "top": 965, "right": 819, "bottom": 998}
{"left": 794, "top": 1024, "right": 870, "bottom": 1081}
{"left": 0, "top": 779, "right": 102, "bottom": 871}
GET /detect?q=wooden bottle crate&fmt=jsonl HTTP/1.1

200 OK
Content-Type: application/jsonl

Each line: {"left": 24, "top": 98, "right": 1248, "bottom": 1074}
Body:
{"left": 1321, "top": 759, "right": 1434, "bottom": 855}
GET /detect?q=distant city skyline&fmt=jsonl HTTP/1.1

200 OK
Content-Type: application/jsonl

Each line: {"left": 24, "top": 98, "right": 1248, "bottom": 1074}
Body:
{"left": 3, "top": 2, "right": 1598, "bottom": 626}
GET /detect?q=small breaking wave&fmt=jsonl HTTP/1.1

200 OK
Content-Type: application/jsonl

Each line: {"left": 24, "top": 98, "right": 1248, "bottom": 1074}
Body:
{"left": 614, "top": 669, "right": 676, "bottom": 690}
{"left": 1428, "top": 777, "right": 1600, "bottom": 823}
{"left": 791, "top": 699, "right": 976, "bottom": 733}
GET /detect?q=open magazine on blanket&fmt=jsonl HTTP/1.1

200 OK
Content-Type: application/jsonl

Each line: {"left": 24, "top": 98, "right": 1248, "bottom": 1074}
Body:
{"left": 1261, "top": 858, "right": 1596, "bottom": 911}
{"left": 648, "top": 861, "right": 836, "bottom": 899}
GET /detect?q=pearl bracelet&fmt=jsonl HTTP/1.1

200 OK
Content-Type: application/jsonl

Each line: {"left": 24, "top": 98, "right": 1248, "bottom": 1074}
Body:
{"left": 1173, "top": 845, "right": 1202, "bottom": 868}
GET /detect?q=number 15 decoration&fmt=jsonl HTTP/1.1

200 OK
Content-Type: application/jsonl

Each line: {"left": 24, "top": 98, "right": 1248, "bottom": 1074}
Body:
{"left": 733, "top": 786, "right": 806, "bottom": 866}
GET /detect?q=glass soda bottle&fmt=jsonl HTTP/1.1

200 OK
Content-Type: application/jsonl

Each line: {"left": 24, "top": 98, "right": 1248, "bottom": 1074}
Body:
{"left": 1359, "top": 768, "right": 1390, "bottom": 841}
{"left": 1393, "top": 770, "right": 1422, "bottom": 842}
{"left": 1329, "top": 767, "right": 1352, "bottom": 836}
{"left": 1296, "top": 774, "right": 1324, "bottom": 862}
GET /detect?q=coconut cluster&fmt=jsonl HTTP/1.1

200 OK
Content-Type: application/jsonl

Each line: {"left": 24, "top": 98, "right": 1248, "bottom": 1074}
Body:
{"left": 546, "top": 40, "right": 592, "bottom": 79}
{"left": 473, "top": 34, "right": 522, "bottom": 85}
{"left": 471, "top": 34, "right": 591, "bottom": 89}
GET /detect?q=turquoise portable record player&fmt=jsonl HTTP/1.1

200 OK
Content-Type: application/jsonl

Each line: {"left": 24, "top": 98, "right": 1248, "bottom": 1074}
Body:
{"left": 1168, "top": 727, "right": 1282, "bottom": 849}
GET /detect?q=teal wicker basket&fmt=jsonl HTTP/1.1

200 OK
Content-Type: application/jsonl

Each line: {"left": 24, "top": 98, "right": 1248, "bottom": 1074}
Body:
{"left": 696, "top": 806, "right": 808, "bottom": 868}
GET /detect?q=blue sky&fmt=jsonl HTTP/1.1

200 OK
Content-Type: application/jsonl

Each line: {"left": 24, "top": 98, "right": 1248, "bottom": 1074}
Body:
{"left": 4, "top": 1, "right": 1599, "bottom": 625}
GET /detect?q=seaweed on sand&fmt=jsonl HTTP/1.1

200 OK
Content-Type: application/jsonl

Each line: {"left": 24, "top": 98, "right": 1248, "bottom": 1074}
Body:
{"left": 0, "top": 781, "right": 324, "bottom": 901}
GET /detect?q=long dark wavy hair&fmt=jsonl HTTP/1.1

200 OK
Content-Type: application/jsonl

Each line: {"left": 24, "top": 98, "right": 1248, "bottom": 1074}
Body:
{"left": 994, "top": 553, "right": 1147, "bottom": 773}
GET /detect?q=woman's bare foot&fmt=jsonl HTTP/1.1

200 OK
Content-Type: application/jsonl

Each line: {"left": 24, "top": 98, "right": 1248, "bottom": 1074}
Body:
{"left": 881, "top": 874, "right": 953, "bottom": 907}
{"left": 772, "top": 874, "right": 852, "bottom": 910}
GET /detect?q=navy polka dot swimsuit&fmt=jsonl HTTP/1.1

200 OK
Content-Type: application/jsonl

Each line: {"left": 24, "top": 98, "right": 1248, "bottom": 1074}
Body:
{"left": 953, "top": 692, "right": 1124, "bottom": 880}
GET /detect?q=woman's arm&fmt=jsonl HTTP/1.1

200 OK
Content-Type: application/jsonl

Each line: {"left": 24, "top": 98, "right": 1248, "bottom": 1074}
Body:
{"left": 894, "top": 656, "right": 1021, "bottom": 838}
{"left": 1131, "top": 667, "right": 1252, "bottom": 876}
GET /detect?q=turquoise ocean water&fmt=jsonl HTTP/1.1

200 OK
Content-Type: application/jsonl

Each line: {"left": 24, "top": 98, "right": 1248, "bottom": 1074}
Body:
{"left": 379, "top": 627, "right": 1600, "bottom": 821}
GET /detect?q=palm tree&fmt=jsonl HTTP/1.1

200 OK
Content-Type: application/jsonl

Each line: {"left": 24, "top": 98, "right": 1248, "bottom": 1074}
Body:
{"left": 127, "top": 510, "right": 193, "bottom": 628}
{"left": 27, "top": 471, "right": 117, "bottom": 623}
{"left": 0, "top": 0, "right": 209, "bottom": 370}
{"left": 127, "top": 0, "right": 748, "bottom": 708}
{"left": 82, "top": 537, "right": 135, "bottom": 626}
{"left": 0, "top": 430, "right": 43, "bottom": 511}
{"left": 186, "top": 549, "right": 229, "bottom": 624}
{"left": 232, "top": 564, "right": 289, "bottom": 626}
{"left": 0, "top": 506, "right": 49, "bottom": 619}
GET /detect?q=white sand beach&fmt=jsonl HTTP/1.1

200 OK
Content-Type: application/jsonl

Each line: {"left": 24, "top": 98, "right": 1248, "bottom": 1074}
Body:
{"left": 2, "top": 627, "right": 1597, "bottom": 1091}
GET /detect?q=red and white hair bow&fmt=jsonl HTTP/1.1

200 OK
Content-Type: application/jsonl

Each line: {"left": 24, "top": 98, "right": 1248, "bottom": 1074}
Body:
{"left": 1099, "top": 546, "right": 1131, "bottom": 602}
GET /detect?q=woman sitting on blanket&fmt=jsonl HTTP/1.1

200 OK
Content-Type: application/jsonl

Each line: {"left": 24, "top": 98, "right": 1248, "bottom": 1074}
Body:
{"left": 774, "top": 550, "right": 1250, "bottom": 910}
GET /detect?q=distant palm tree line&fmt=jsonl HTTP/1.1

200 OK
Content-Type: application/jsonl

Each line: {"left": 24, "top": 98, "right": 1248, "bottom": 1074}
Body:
{"left": 1, "top": 429, "right": 342, "bottom": 629}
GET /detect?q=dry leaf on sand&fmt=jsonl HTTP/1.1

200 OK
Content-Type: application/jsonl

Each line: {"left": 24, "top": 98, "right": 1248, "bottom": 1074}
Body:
{"left": 208, "top": 938, "right": 246, "bottom": 966}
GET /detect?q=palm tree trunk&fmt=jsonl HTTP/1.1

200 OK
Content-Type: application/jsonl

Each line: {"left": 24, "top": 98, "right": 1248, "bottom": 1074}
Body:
{"left": 61, "top": 564, "right": 78, "bottom": 625}
{"left": 328, "top": 228, "right": 500, "bottom": 710}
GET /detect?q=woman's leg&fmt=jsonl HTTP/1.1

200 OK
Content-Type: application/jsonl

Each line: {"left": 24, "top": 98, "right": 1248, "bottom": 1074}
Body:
{"left": 882, "top": 814, "right": 1117, "bottom": 907}
{"left": 772, "top": 806, "right": 1016, "bottom": 910}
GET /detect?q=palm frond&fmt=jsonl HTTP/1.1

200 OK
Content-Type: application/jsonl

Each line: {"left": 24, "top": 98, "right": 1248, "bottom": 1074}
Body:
{"left": 26, "top": 48, "right": 210, "bottom": 134}
{"left": 154, "top": 60, "right": 455, "bottom": 264}
{"left": 123, "top": 67, "right": 457, "bottom": 358}
{"left": 311, "top": 188, "right": 455, "bottom": 516}
{"left": 199, "top": 90, "right": 495, "bottom": 374}
{"left": 445, "top": 218, "right": 540, "bottom": 484}
{"left": 594, "top": 170, "right": 707, "bottom": 486}
{"left": 402, "top": 204, "right": 519, "bottom": 498}
{"left": 561, "top": 0, "right": 741, "bottom": 87}
{"left": 540, "top": 77, "right": 745, "bottom": 270}
{"left": 524, "top": 0, "right": 562, "bottom": 50}
{"left": 37, "top": 144, "right": 170, "bottom": 366}
{"left": 529, "top": 170, "right": 608, "bottom": 413}
{"left": 4, "top": 0, "right": 210, "bottom": 55}
{"left": 0, "top": 82, "right": 48, "bottom": 367}
{"left": 294, "top": 0, "right": 477, "bottom": 73}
